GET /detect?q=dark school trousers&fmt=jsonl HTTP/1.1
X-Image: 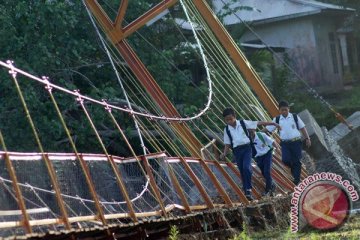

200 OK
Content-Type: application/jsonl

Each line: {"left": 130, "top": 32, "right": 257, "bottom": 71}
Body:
{"left": 255, "top": 150, "right": 273, "bottom": 191}
{"left": 233, "top": 144, "right": 253, "bottom": 191}
{"left": 280, "top": 140, "right": 302, "bottom": 185}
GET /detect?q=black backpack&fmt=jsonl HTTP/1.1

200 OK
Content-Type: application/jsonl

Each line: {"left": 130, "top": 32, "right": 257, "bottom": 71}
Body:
{"left": 275, "top": 113, "right": 299, "bottom": 130}
{"left": 225, "top": 120, "right": 257, "bottom": 158}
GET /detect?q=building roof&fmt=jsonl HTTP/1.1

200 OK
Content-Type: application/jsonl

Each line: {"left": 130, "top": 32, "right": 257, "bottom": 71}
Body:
{"left": 213, "top": 0, "right": 355, "bottom": 25}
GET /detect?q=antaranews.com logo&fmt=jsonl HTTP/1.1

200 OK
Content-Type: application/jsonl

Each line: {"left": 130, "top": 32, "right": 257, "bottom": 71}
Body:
{"left": 290, "top": 172, "right": 359, "bottom": 232}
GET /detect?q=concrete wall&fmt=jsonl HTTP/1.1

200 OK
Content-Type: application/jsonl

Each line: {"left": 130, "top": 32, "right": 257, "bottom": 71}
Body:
{"left": 312, "top": 16, "right": 344, "bottom": 89}
{"left": 240, "top": 18, "right": 321, "bottom": 86}
{"left": 241, "top": 18, "right": 316, "bottom": 49}
{"left": 329, "top": 111, "right": 360, "bottom": 164}
{"left": 240, "top": 16, "right": 344, "bottom": 89}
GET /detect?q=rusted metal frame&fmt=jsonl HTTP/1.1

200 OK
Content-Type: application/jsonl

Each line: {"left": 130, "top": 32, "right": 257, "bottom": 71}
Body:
{"left": 115, "top": 41, "right": 179, "bottom": 117}
{"left": 172, "top": 125, "right": 204, "bottom": 159}
{"left": 85, "top": 0, "right": 123, "bottom": 43}
{"left": 141, "top": 156, "right": 168, "bottom": 217}
{"left": 192, "top": 0, "right": 278, "bottom": 117}
{"left": 184, "top": 157, "right": 234, "bottom": 206}
{"left": 212, "top": 161, "right": 249, "bottom": 204}
{"left": 212, "top": 143, "right": 220, "bottom": 160}
{"left": 116, "top": 41, "right": 201, "bottom": 157}
{"left": 207, "top": 142, "right": 248, "bottom": 203}
{"left": 273, "top": 167, "right": 295, "bottom": 190}
{"left": 115, "top": 40, "right": 203, "bottom": 157}
{"left": 51, "top": 121, "right": 107, "bottom": 225}
{"left": 197, "top": 160, "right": 233, "bottom": 206}
{"left": 166, "top": 163, "right": 191, "bottom": 213}
{"left": 1, "top": 151, "right": 32, "bottom": 233}
{"left": 10, "top": 74, "right": 73, "bottom": 231}
{"left": 0, "top": 204, "right": 228, "bottom": 229}
{"left": 46, "top": 88, "right": 108, "bottom": 227}
{"left": 270, "top": 155, "right": 296, "bottom": 190}
{"left": 79, "top": 155, "right": 109, "bottom": 227}
{"left": 106, "top": 110, "right": 146, "bottom": 221}
{"left": 250, "top": 168, "right": 265, "bottom": 199}
{"left": 109, "top": 156, "right": 138, "bottom": 221}
{"left": 85, "top": 1, "right": 204, "bottom": 157}
{"left": 85, "top": 0, "right": 113, "bottom": 29}
{"left": 270, "top": 170, "right": 289, "bottom": 194}
{"left": 117, "top": 41, "right": 188, "bottom": 125}
{"left": 167, "top": 121, "right": 204, "bottom": 158}
{"left": 122, "top": 0, "right": 179, "bottom": 39}
{"left": 42, "top": 154, "right": 72, "bottom": 230}
{"left": 226, "top": 162, "right": 261, "bottom": 199}
{"left": 115, "top": 30, "right": 203, "bottom": 158}
{"left": 179, "top": 157, "right": 214, "bottom": 208}
{"left": 78, "top": 100, "right": 138, "bottom": 222}
{"left": 114, "top": 0, "right": 128, "bottom": 28}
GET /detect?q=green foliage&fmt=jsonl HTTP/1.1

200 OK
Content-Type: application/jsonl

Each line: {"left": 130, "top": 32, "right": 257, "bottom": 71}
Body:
{"left": 0, "top": 0, "right": 207, "bottom": 155}
{"left": 169, "top": 225, "right": 180, "bottom": 240}
{"left": 230, "top": 221, "right": 251, "bottom": 240}
{"left": 4, "top": 0, "right": 342, "bottom": 156}
{"left": 0, "top": 0, "right": 110, "bottom": 152}
{"left": 215, "top": 0, "right": 259, "bottom": 24}
{"left": 282, "top": 226, "right": 299, "bottom": 240}
{"left": 245, "top": 49, "right": 291, "bottom": 101}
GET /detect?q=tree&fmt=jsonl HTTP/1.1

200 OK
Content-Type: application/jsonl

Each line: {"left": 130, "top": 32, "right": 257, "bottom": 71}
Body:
{"left": 0, "top": 0, "right": 206, "bottom": 156}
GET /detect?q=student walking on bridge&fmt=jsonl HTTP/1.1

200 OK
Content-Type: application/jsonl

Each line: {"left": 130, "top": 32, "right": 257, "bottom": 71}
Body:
{"left": 220, "top": 107, "right": 280, "bottom": 200}
{"left": 252, "top": 131, "right": 277, "bottom": 196}
{"left": 265, "top": 100, "right": 311, "bottom": 185}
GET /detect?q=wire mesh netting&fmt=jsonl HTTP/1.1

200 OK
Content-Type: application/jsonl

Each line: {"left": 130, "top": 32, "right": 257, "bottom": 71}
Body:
{"left": 0, "top": 152, "right": 250, "bottom": 237}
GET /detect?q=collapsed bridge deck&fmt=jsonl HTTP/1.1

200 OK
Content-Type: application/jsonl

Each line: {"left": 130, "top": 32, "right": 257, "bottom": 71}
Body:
{"left": 0, "top": 151, "right": 299, "bottom": 238}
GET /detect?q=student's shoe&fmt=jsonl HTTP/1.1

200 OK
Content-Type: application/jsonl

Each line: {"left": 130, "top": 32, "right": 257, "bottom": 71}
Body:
{"left": 245, "top": 190, "right": 254, "bottom": 201}
{"left": 262, "top": 191, "right": 270, "bottom": 197}
{"left": 262, "top": 184, "right": 276, "bottom": 197}
{"left": 269, "top": 183, "right": 276, "bottom": 196}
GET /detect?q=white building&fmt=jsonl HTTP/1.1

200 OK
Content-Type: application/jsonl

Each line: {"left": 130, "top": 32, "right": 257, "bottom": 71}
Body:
{"left": 213, "top": 0, "right": 356, "bottom": 90}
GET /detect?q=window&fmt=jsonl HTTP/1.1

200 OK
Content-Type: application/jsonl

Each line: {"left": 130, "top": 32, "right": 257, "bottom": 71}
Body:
{"left": 329, "top": 33, "right": 339, "bottom": 74}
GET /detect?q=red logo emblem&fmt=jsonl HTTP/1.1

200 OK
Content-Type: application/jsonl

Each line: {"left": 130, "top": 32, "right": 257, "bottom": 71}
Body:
{"left": 300, "top": 181, "right": 350, "bottom": 230}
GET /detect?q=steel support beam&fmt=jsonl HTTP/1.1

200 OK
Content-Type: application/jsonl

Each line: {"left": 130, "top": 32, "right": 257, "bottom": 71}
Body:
{"left": 114, "top": 0, "right": 128, "bottom": 28}
{"left": 192, "top": 0, "right": 279, "bottom": 117}
{"left": 122, "top": 0, "right": 178, "bottom": 39}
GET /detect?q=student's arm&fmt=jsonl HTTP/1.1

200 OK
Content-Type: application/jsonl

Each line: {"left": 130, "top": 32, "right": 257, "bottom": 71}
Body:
{"left": 258, "top": 121, "right": 281, "bottom": 130}
{"left": 300, "top": 127, "right": 311, "bottom": 147}
{"left": 263, "top": 118, "right": 279, "bottom": 133}
{"left": 220, "top": 145, "right": 231, "bottom": 161}
{"left": 221, "top": 128, "right": 231, "bottom": 160}
{"left": 297, "top": 116, "right": 311, "bottom": 147}
{"left": 245, "top": 120, "right": 280, "bottom": 131}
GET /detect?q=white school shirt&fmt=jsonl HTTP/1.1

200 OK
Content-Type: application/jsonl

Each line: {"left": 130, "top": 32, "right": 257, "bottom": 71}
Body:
{"left": 254, "top": 132, "right": 274, "bottom": 157}
{"left": 266, "top": 113, "right": 305, "bottom": 140}
{"left": 224, "top": 120, "right": 258, "bottom": 147}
